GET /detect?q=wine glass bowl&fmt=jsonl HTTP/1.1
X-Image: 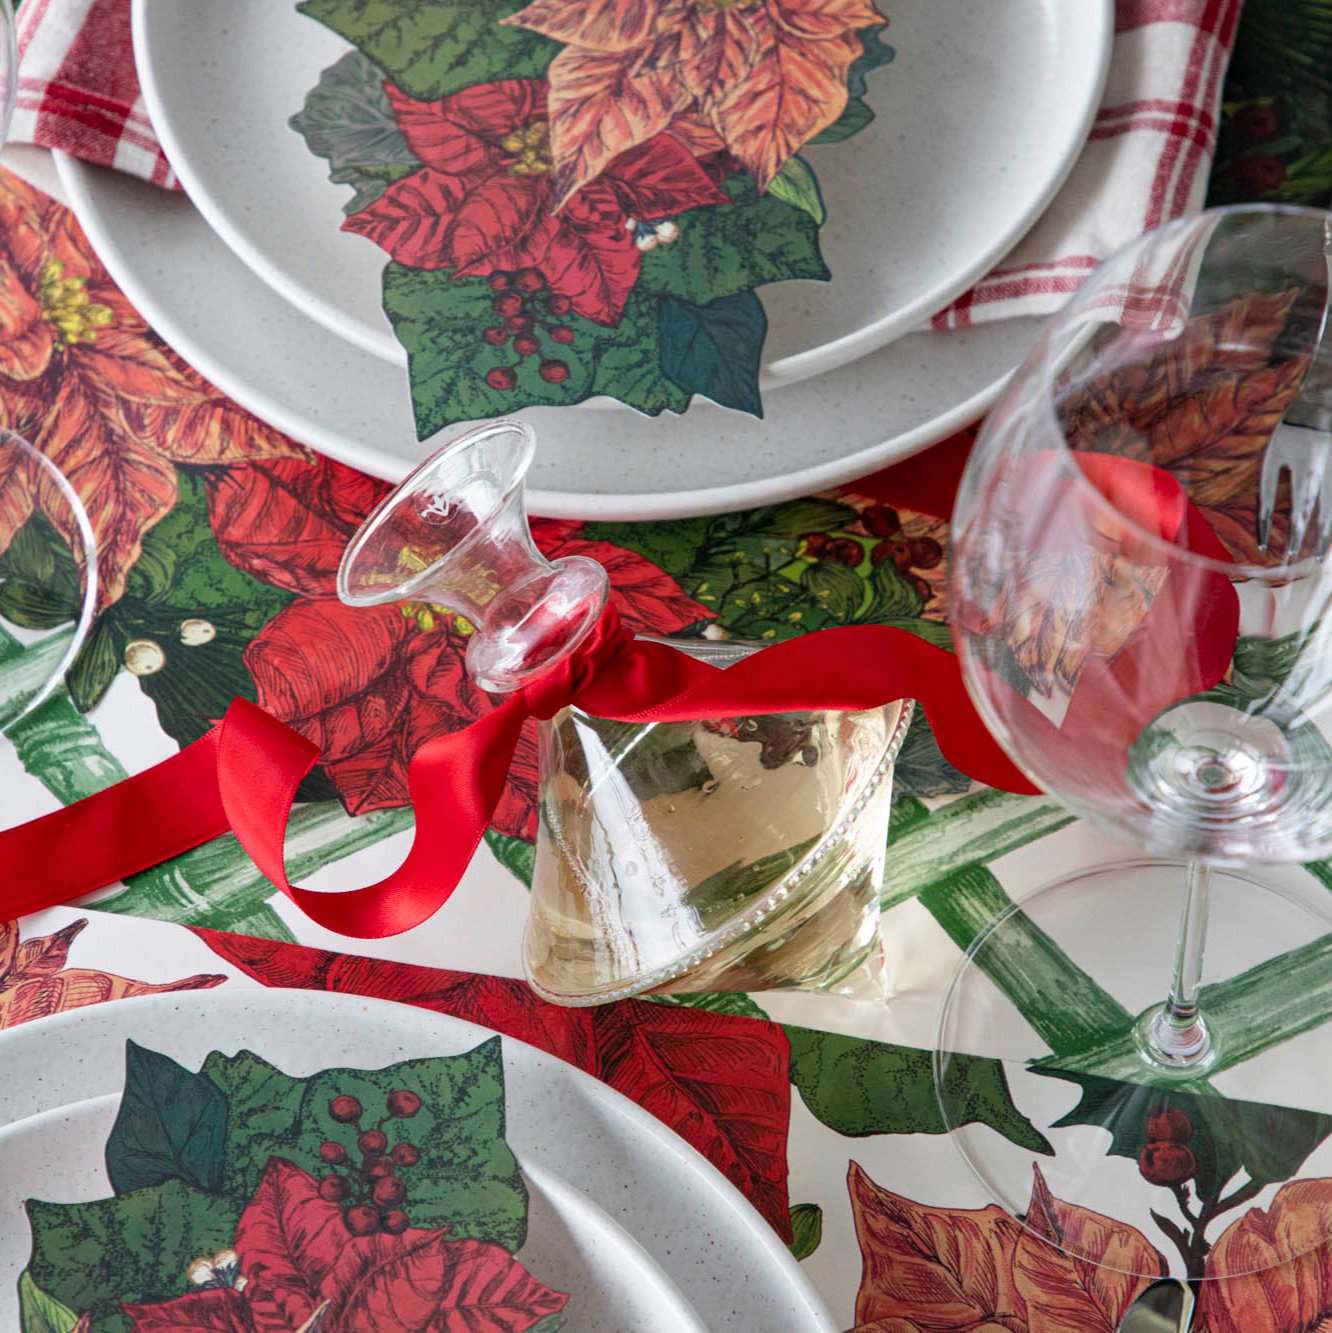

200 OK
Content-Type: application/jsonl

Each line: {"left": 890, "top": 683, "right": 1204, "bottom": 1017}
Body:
{"left": 937, "top": 205, "right": 1332, "bottom": 1281}
{"left": 951, "top": 207, "right": 1332, "bottom": 865}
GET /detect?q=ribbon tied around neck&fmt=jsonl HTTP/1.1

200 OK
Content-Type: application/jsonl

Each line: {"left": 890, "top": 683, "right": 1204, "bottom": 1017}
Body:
{"left": 0, "top": 455, "right": 1243, "bottom": 940}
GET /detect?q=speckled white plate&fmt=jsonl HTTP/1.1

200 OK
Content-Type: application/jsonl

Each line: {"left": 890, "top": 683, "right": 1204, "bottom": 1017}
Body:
{"left": 57, "top": 150, "right": 1047, "bottom": 520}
{"left": 0, "top": 988, "right": 833, "bottom": 1332}
{"left": 133, "top": 0, "right": 1110, "bottom": 387}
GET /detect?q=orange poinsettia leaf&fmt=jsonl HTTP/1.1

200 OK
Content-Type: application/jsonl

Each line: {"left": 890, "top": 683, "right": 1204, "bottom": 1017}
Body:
{"left": 0, "top": 917, "right": 226, "bottom": 1030}
{"left": 847, "top": 1160, "right": 1028, "bottom": 1330}
{"left": 0, "top": 431, "right": 37, "bottom": 560}
{"left": 977, "top": 551, "right": 1168, "bottom": 698}
{"left": 502, "top": 0, "right": 673, "bottom": 53}
{"left": 41, "top": 380, "right": 181, "bottom": 609}
{"left": 711, "top": 25, "right": 861, "bottom": 187}
{"left": 544, "top": 47, "right": 687, "bottom": 207}
{"left": 0, "top": 920, "right": 17, "bottom": 979}
{"left": 12, "top": 918, "right": 83, "bottom": 976}
{"left": 0, "top": 168, "right": 307, "bottom": 611}
{"left": 515, "top": 0, "right": 884, "bottom": 197}
{"left": 1013, "top": 1165, "right": 1165, "bottom": 1332}
{"left": 1195, "top": 1179, "right": 1332, "bottom": 1332}
{"left": 1061, "top": 290, "right": 1308, "bottom": 567}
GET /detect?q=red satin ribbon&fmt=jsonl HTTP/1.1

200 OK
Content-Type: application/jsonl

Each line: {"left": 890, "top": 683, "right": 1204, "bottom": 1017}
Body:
{"left": 0, "top": 456, "right": 1244, "bottom": 940}
{"left": 1, "top": 614, "right": 1039, "bottom": 937}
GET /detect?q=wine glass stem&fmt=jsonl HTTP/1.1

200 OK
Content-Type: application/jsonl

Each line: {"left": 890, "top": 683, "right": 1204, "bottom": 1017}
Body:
{"left": 1147, "top": 860, "right": 1214, "bottom": 1067}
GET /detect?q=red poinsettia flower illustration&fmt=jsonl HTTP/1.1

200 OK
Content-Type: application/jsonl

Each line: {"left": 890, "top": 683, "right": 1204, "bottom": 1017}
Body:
{"left": 0, "top": 917, "right": 225, "bottom": 1029}
{"left": 123, "top": 1158, "right": 568, "bottom": 1332}
{"left": 207, "top": 458, "right": 712, "bottom": 830}
{"left": 0, "top": 171, "right": 306, "bottom": 609}
{"left": 503, "top": 0, "right": 885, "bottom": 201}
{"left": 344, "top": 78, "right": 728, "bottom": 326}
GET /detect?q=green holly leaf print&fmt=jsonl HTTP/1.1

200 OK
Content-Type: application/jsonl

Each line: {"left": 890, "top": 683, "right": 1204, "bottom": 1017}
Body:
{"left": 800, "top": 559, "right": 865, "bottom": 621}
{"left": 26, "top": 1179, "right": 243, "bottom": 1333}
{"left": 298, "top": 0, "right": 560, "bottom": 101}
{"left": 63, "top": 471, "right": 292, "bottom": 736}
{"left": 766, "top": 157, "right": 827, "bottom": 226}
{"left": 17, "top": 1272, "right": 79, "bottom": 1333}
{"left": 637, "top": 174, "right": 829, "bottom": 308}
{"left": 578, "top": 517, "right": 712, "bottom": 583}
{"left": 483, "top": 827, "right": 536, "bottom": 887}
{"left": 289, "top": 50, "right": 422, "bottom": 215}
{"left": 846, "top": 26, "right": 895, "bottom": 101}
{"left": 658, "top": 291, "right": 767, "bottom": 418}
{"left": 651, "top": 991, "right": 772, "bottom": 1020}
{"left": 1036, "top": 1069, "right": 1332, "bottom": 1200}
{"left": 893, "top": 713, "right": 971, "bottom": 802}
{"left": 384, "top": 268, "right": 690, "bottom": 438}
{"left": 811, "top": 98, "right": 875, "bottom": 145}
{"left": 200, "top": 1037, "right": 528, "bottom": 1249}
{"left": 0, "top": 512, "right": 82, "bottom": 632}
{"left": 863, "top": 554, "right": 926, "bottom": 622}
{"left": 105, "top": 1041, "right": 228, "bottom": 1197}
{"left": 787, "top": 1203, "right": 823, "bottom": 1260}
{"left": 785, "top": 1026, "right": 1053, "bottom": 1153}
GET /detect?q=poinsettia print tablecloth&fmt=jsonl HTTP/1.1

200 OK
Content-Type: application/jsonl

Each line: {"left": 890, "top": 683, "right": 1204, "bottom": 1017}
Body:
{"left": 6, "top": 10, "right": 1332, "bottom": 1331}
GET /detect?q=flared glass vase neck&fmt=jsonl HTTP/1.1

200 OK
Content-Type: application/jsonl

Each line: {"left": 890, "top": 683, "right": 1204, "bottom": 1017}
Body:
{"left": 336, "top": 420, "right": 608, "bottom": 692}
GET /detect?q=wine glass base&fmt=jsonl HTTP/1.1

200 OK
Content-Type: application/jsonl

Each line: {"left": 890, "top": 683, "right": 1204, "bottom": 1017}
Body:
{"left": 935, "top": 860, "right": 1332, "bottom": 1280}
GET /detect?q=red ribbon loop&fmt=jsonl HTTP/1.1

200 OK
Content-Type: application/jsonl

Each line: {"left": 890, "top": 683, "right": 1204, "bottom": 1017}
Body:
{"left": 0, "top": 456, "right": 1244, "bottom": 941}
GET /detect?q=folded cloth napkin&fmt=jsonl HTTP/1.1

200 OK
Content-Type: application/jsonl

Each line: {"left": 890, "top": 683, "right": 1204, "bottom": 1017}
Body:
{"left": 13, "top": 0, "right": 1240, "bottom": 329}
{"left": 13, "top": 0, "right": 176, "bottom": 187}
{"left": 930, "top": 0, "right": 1242, "bottom": 330}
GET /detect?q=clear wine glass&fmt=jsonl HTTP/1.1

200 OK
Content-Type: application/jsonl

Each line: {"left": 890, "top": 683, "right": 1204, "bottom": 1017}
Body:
{"left": 0, "top": 0, "right": 15, "bottom": 149}
{"left": 937, "top": 205, "right": 1332, "bottom": 1280}
{"left": 0, "top": 430, "right": 97, "bottom": 732}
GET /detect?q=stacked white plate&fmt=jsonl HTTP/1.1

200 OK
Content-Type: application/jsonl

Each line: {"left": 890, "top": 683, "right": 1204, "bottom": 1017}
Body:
{"left": 0, "top": 990, "right": 835, "bottom": 1331}
{"left": 56, "top": 0, "right": 1113, "bottom": 518}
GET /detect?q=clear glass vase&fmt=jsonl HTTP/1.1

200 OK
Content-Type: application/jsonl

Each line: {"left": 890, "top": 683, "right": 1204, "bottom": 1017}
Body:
{"left": 527, "top": 651, "right": 911, "bottom": 1005}
{"left": 339, "top": 420, "right": 912, "bottom": 1006}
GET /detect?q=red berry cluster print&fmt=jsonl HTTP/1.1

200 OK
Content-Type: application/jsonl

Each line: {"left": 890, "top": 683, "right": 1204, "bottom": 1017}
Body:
{"left": 319, "top": 1088, "right": 427, "bottom": 1236}
{"left": 482, "top": 269, "right": 571, "bottom": 390}
{"left": 1138, "top": 1106, "right": 1196, "bottom": 1188}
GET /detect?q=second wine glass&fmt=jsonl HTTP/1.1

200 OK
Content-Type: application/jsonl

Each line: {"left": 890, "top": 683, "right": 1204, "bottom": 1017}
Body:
{"left": 938, "top": 205, "right": 1332, "bottom": 1282}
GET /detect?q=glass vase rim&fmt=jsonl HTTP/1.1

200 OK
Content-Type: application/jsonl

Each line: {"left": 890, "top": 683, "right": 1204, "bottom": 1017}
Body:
{"left": 992, "top": 201, "right": 1332, "bottom": 585}
{"left": 336, "top": 418, "right": 537, "bottom": 609}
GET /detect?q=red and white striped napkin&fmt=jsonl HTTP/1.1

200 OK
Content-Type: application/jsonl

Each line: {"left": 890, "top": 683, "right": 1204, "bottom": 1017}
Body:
{"left": 13, "top": 0, "right": 176, "bottom": 188}
{"left": 10, "top": 0, "right": 1241, "bottom": 330}
{"left": 930, "top": 0, "right": 1242, "bottom": 330}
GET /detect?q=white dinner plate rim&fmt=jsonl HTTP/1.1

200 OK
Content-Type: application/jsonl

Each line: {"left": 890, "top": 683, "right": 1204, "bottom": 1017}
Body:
{"left": 55, "top": 150, "right": 1034, "bottom": 520}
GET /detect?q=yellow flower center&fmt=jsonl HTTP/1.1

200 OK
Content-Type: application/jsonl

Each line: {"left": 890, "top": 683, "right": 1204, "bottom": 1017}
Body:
{"left": 501, "top": 123, "right": 552, "bottom": 176}
{"left": 38, "top": 259, "right": 114, "bottom": 345}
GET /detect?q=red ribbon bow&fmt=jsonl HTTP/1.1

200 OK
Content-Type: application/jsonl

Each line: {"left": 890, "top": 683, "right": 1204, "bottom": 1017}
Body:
{"left": 0, "top": 612, "right": 1038, "bottom": 937}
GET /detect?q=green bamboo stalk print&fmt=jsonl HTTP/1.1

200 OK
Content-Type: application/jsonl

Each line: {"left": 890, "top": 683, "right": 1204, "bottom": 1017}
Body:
{"left": 0, "top": 627, "right": 76, "bottom": 736}
{"left": 919, "top": 863, "right": 1131, "bottom": 1056}
{"left": 1, "top": 627, "right": 415, "bottom": 938}
{"left": 1033, "top": 931, "right": 1332, "bottom": 1085}
{"left": 100, "top": 802, "right": 415, "bottom": 936}
{"left": 883, "top": 787, "right": 1073, "bottom": 910}
{"left": 8, "top": 691, "right": 129, "bottom": 803}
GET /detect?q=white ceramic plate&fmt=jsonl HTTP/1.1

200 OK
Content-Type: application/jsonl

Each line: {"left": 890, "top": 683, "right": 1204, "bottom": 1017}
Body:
{"left": 0, "top": 988, "right": 834, "bottom": 1332}
{"left": 57, "top": 151, "right": 1046, "bottom": 519}
{"left": 132, "top": 0, "right": 1110, "bottom": 387}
